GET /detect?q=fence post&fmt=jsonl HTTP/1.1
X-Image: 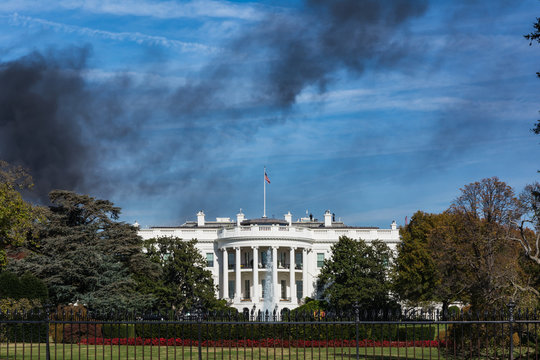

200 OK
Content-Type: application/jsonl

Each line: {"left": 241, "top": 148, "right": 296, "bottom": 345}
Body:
{"left": 45, "top": 304, "right": 51, "bottom": 360}
{"left": 508, "top": 302, "right": 516, "bottom": 360}
{"left": 354, "top": 302, "right": 359, "bottom": 360}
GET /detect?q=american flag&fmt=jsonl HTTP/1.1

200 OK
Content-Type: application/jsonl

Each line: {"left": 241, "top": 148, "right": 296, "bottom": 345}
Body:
{"left": 264, "top": 171, "right": 270, "bottom": 184}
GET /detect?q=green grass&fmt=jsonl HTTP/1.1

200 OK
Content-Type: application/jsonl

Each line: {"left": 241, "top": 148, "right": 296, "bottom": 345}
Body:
{"left": 0, "top": 343, "right": 447, "bottom": 359}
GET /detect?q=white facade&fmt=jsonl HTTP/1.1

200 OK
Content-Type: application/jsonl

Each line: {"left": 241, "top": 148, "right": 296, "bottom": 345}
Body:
{"left": 138, "top": 210, "right": 400, "bottom": 313}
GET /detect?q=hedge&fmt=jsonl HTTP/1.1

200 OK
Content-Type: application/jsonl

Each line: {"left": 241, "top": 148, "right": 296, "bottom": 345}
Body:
{"left": 102, "top": 323, "right": 136, "bottom": 339}
{"left": 133, "top": 322, "right": 436, "bottom": 342}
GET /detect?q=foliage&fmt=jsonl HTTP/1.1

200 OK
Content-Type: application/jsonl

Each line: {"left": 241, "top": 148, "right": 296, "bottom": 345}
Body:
{"left": 0, "top": 298, "right": 46, "bottom": 342}
{"left": 317, "top": 236, "right": 394, "bottom": 310}
{"left": 8, "top": 190, "right": 160, "bottom": 312}
{"left": 49, "top": 304, "right": 89, "bottom": 342}
{"left": 392, "top": 211, "right": 446, "bottom": 305}
{"left": 398, "top": 178, "right": 530, "bottom": 311}
{"left": 439, "top": 178, "right": 523, "bottom": 311}
{"left": 291, "top": 298, "right": 328, "bottom": 316}
{"left": 451, "top": 177, "right": 521, "bottom": 225}
{"left": 0, "top": 297, "right": 41, "bottom": 314}
{"left": 0, "top": 161, "right": 43, "bottom": 269}
{"left": 143, "top": 237, "right": 220, "bottom": 311}
{"left": 0, "top": 271, "right": 48, "bottom": 302}
{"left": 507, "top": 182, "right": 540, "bottom": 302}
{"left": 133, "top": 320, "right": 435, "bottom": 343}
{"left": 102, "top": 323, "right": 136, "bottom": 339}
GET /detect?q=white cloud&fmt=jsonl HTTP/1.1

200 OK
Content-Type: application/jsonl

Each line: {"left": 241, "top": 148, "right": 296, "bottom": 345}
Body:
{"left": 0, "top": 0, "right": 263, "bottom": 21}
{"left": 8, "top": 13, "right": 215, "bottom": 53}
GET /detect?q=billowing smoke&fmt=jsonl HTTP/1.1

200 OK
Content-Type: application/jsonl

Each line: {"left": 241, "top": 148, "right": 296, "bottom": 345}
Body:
{"left": 0, "top": 0, "right": 431, "bottom": 206}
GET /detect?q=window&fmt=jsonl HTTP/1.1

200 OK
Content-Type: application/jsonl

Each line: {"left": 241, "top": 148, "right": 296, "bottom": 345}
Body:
{"left": 295, "top": 252, "right": 302, "bottom": 269}
{"left": 261, "top": 279, "right": 266, "bottom": 298}
{"left": 279, "top": 252, "right": 286, "bottom": 268}
{"left": 206, "top": 253, "right": 214, "bottom": 267}
{"left": 228, "top": 252, "right": 235, "bottom": 269}
{"left": 317, "top": 253, "right": 324, "bottom": 268}
{"left": 244, "top": 279, "right": 250, "bottom": 299}
{"left": 228, "top": 280, "right": 235, "bottom": 298}
{"left": 281, "top": 280, "right": 286, "bottom": 299}
{"left": 296, "top": 281, "right": 303, "bottom": 301}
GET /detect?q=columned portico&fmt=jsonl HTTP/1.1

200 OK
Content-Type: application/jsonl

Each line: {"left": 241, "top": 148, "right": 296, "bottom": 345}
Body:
{"left": 140, "top": 211, "right": 401, "bottom": 313}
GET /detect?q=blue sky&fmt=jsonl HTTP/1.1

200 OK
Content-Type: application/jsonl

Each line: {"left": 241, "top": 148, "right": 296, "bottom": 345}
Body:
{"left": 0, "top": 0, "right": 538, "bottom": 228}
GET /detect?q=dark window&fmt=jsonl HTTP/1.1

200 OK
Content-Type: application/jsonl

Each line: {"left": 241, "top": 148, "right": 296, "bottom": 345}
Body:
{"left": 244, "top": 279, "right": 250, "bottom": 299}
{"left": 206, "top": 253, "right": 214, "bottom": 267}
{"left": 317, "top": 253, "right": 324, "bottom": 268}
{"left": 296, "top": 280, "right": 303, "bottom": 300}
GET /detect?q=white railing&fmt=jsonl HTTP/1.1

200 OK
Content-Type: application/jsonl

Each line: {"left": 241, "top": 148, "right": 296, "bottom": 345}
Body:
{"left": 142, "top": 225, "right": 399, "bottom": 244}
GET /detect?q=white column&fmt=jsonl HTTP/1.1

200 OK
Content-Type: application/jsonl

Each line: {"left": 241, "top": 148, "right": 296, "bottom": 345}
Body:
{"left": 252, "top": 246, "right": 259, "bottom": 301}
{"left": 222, "top": 248, "right": 228, "bottom": 299}
{"left": 289, "top": 247, "right": 296, "bottom": 303}
{"left": 235, "top": 247, "right": 241, "bottom": 301}
{"left": 302, "top": 248, "right": 308, "bottom": 300}
{"left": 272, "top": 246, "right": 278, "bottom": 300}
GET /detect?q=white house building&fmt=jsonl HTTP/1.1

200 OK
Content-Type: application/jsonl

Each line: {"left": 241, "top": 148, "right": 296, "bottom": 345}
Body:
{"left": 138, "top": 210, "right": 400, "bottom": 313}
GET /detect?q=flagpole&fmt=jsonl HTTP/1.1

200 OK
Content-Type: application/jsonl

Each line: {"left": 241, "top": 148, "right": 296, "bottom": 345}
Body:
{"left": 263, "top": 166, "right": 266, "bottom": 218}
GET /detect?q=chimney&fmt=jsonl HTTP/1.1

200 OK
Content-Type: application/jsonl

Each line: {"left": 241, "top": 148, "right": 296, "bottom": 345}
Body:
{"left": 237, "top": 210, "right": 245, "bottom": 226}
{"left": 133, "top": 220, "right": 140, "bottom": 229}
{"left": 284, "top": 211, "right": 292, "bottom": 226}
{"left": 391, "top": 220, "right": 397, "bottom": 230}
{"left": 324, "top": 210, "right": 332, "bottom": 227}
{"left": 197, "top": 211, "right": 205, "bottom": 227}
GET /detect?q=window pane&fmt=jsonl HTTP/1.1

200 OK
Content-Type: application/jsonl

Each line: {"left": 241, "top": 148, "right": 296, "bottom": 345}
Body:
{"left": 206, "top": 253, "right": 214, "bottom": 267}
{"left": 296, "top": 280, "right": 303, "bottom": 300}
{"left": 295, "top": 253, "right": 302, "bottom": 269}
{"left": 244, "top": 279, "right": 250, "bottom": 299}
{"left": 317, "top": 253, "right": 324, "bottom": 268}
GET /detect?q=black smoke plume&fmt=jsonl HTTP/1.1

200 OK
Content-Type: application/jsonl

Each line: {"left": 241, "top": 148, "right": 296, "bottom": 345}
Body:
{"left": 0, "top": 0, "right": 431, "bottom": 207}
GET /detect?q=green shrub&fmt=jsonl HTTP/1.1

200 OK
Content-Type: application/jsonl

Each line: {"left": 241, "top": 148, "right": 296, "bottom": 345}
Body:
{"left": 102, "top": 323, "right": 136, "bottom": 338}
{"left": 0, "top": 272, "right": 22, "bottom": 299}
{"left": 62, "top": 323, "right": 102, "bottom": 343}
{"left": 20, "top": 273, "right": 48, "bottom": 303}
{"left": 448, "top": 306, "right": 460, "bottom": 318}
{"left": 0, "top": 298, "right": 47, "bottom": 342}
{"left": 0, "top": 271, "right": 48, "bottom": 302}
{"left": 132, "top": 321, "right": 435, "bottom": 341}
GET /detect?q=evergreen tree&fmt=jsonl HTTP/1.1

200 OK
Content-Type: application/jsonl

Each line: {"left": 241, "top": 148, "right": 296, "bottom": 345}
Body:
{"left": 392, "top": 211, "right": 441, "bottom": 306}
{"left": 8, "top": 190, "right": 160, "bottom": 312}
{"left": 317, "top": 236, "right": 394, "bottom": 310}
{"left": 143, "top": 237, "right": 222, "bottom": 312}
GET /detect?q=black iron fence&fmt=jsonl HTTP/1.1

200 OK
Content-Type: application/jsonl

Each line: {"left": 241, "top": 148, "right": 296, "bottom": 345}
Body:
{"left": 1, "top": 305, "right": 539, "bottom": 359}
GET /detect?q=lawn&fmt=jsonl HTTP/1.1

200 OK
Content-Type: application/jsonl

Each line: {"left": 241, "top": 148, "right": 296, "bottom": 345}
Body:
{"left": 0, "top": 343, "right": 447, "bottom": 359}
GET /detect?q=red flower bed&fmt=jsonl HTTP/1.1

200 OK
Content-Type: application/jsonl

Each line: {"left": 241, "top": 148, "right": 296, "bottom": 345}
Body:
{"left": 79, "top": 337, "right": 444, "bottom": 348}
